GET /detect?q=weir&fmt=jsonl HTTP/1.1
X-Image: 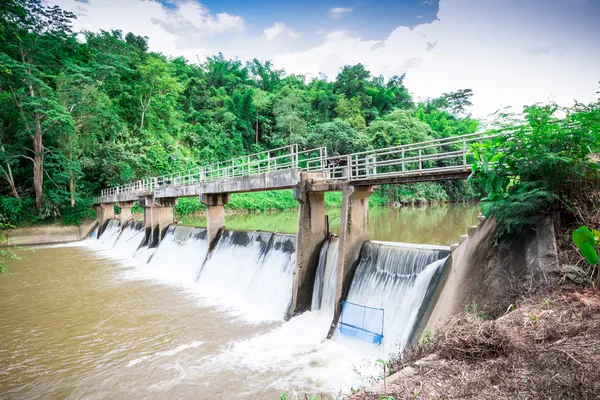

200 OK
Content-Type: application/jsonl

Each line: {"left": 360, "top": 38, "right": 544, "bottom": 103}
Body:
{"left": 311, "top": 236, "right": 339, "bottom": 314}
{"left": 89, "top": 212, "right": 469, "bottom": 360}
{"left": 91, "top": 135, "right": 501, "bottom": 355}
{"left": 337, "top": 242, "right": 449, "bottom": 353}
{"left": 197, "top": 230, "right": 296, "bottom": 321}
{"left": 148, "top": 226, "right": 209, "bottom": 282}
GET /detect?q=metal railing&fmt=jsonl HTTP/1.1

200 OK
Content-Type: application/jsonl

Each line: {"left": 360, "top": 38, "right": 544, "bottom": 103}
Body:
{"left": 341, "top": 132, "right": 496, "bottom": 181}
{"left": 96, "top": 132, "right": 497, "bottom": 202}
{"left": 99, "top": 145, "right": 327, "bottom": 201}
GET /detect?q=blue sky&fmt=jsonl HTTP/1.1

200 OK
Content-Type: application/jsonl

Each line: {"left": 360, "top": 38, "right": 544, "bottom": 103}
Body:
{"left": 52, "top": 0, "right": 599, "bottom": 117}
{"left": 170, "top": 0, "right": 440, "bottom": 39}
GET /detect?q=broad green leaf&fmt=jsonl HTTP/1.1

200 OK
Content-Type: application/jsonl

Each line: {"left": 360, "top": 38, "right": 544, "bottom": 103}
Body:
{"left": 572, "top": 226, "right": 595, "bottom": 248}
{"left": 578, "top": 242, "right": 599, "bottom": 265}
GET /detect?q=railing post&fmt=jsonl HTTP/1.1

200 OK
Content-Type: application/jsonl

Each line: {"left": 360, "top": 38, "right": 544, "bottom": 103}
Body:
{"left": 462, "top": 136, "right": 467, "bottom": 169}
{"left": 402, "top": 148, "right": 405, "bottom": 173}
{"left": 418, "top": 149, "right": 422, "bottom": 170}
{"left": 347, "top": 154, "right": 352, "bottom": 179}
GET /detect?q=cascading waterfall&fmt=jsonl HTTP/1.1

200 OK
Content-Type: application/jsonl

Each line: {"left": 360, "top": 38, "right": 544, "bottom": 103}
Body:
{"left": 146, "top": 225, "right": 209, "bottom": 283}
{"left": 196, "top": 230, "right": 296, "bottom": 321}
{"left": 311, "top": 237, "right": 339, "bottom": 314}
{"left": 97, "top": 219, "right": 122, "bottom": 249}
{"left": 338, "top": 242, "right": 449, "bottom": 354}
{"left": 112, "top": 221, "right": 145, "bottom": 257}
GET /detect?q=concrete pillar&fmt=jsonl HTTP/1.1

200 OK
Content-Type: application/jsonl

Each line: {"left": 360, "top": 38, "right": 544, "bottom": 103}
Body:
{"left": 328, "top": 184, "right": 373, "bottom": 338}
{"left": 117, "top": 201, "right": 135, "bottom": 226}
{"left": 200, "top": 193, "right": 230, "bottom": 250}
{"left": 287, "top": 186, "right": 328, "bottom": 319}
{"left": 142, "top": 196, "right": 177, "bottom": 247}
{"left": 97, "top": 203, "right": 115, "bottom": 236}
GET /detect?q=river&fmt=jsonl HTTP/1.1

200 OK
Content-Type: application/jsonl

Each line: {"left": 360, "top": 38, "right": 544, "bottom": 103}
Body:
{"left": 0, "top": 204, "right": 478, "bottom": 399}
{"left": 179, "top": 203, "right": 479, "bottom": 245}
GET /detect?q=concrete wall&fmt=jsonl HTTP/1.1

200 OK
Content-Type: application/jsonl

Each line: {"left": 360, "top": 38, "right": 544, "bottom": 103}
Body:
{"left": 422, "top": 216, "right": 559, "bottom": 335}
{"left": 3, "top": 220, "right": 99, "bottom": 246}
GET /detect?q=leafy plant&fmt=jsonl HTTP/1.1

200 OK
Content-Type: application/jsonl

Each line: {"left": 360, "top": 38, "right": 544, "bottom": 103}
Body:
{"left": 0, "top": 222, "right": 22, "bottom": 274}
{"left": 572, "top": 226, "right": 600, "bottom": 266}
{"left": 470, "top": 102, "right": 600, "bottom": 242}
{"left": 376, "top": 359, "right": 393, "bottom": 398}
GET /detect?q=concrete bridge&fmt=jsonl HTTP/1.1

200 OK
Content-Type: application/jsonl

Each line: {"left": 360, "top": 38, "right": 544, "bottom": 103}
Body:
{"left": 94, "top": 132, "right": 493, "bottom": 323}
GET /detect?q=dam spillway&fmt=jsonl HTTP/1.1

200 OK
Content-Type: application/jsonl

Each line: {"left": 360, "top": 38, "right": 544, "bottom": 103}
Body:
{"left": 94, "top": 219, "right": 451, "bottom": 356}
{"left": 336, "top": 242, "right": 449, "bottom": 354}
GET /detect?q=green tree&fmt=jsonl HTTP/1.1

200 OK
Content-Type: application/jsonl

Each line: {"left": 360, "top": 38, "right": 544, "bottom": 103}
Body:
{"left": 335, "top": 96, "right": 366, "bottom": 130}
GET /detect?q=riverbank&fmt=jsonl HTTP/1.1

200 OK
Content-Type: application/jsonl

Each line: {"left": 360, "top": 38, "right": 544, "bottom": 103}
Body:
{"left": 350, "top": 284, "right": 600, "bottom": 399}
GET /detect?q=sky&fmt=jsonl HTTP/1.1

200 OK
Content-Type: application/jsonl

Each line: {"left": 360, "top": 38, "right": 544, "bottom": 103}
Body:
{"left": 47, "top": 0, "right": 600, "bottom": 118}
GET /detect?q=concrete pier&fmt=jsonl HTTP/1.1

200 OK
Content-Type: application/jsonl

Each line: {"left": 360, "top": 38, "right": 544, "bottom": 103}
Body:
{"left": 328, "top": 184, "right": 373, "bottom": 338}
{"left": 117, "top": 201, "right": 135, "bottom": 226}
{"left": 201, "top": 193, "right": 230, "bottom": 249}
{"left": 287, "top": 178, "right": 328, "bottom": 318}
{"left": 97, "top": 203, "right": 115, "bottom": 236}
{"left": 142, "top": 196, "right": 177, "bottom": 247}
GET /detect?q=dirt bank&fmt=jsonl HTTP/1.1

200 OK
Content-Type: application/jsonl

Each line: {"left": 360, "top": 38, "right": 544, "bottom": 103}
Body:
{"left": 351, "top": 286, "right": 600, "bottom": 399}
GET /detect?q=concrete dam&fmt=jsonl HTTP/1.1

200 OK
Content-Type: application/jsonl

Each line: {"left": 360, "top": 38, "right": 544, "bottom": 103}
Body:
{"left": 91, "top": 220, "right": 461, "bottom": 357}
{"left": 91, "top": 133, "right": 558, "bottom": 358}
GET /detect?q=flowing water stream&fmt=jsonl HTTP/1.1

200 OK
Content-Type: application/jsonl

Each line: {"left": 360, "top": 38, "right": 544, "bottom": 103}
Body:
{"left": 0, "top": 205, "right": 478, "bottom": 399}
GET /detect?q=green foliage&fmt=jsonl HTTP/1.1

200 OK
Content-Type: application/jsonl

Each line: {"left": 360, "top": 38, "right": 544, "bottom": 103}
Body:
{"left": 572, "top": 226, "right": 599, "bottom": 266}
{"left": 0, "top": 221, "right": 22, "bottom": 274}
{"left": 131, "top": 202, "right": 144, "bottom": 215}
{"left": 174, "top": 197, "right": 206, "bottom": 215}
{"left": 0, "top": 1, "right": 484, "bottom": 223}
{"left": 60, "top": 198, "right": 96, "bottom": 226}
{"left": 471, "top": 102, "right": 600, "bottom": 242}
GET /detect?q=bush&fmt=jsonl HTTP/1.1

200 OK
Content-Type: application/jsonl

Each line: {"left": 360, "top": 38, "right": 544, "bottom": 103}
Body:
{"left": 174, "top": 197, "right": 206, "bottom": 215}
{"left": 471, "top": 102, "right": 600, "bottom": 241}
{"left": 61, "top": 198, "right": 97, "bottom": 226}
{"left": 0, "top": 197, "right": 38, "bottom": 225}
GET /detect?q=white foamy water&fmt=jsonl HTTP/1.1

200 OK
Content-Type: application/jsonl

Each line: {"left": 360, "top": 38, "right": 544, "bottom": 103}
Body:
{"left": 311, "top": 237, "right": 339, "bottom": 314}
{"left": 143, "top": 225, "right": 209, "bottom": 283}
{"left": 112, "top": 222, "right": 145, "bottom": 257}
{"left": 337, "top": 242, "right": 449, "bottom": 356}
{"left": 97, "top": 219, "right": 122, "bottom": 249}
{"left": 206, "top": 311, "right": 379, "bottom": 396}
{"left": 126, "top": 341, "right": 204, "bottom": 367}
{"left": 196, "top": 230, "right": 296, "bottom": 322}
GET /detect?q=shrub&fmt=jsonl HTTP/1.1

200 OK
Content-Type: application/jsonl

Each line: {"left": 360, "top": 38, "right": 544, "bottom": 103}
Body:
{"left": 470, "top": 102, "right": 600, "bottom": 241}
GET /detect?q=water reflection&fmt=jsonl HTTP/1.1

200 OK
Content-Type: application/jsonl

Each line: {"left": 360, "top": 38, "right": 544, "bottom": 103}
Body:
{"left": 179, "top": 203, "right": 480, "bottom": 246}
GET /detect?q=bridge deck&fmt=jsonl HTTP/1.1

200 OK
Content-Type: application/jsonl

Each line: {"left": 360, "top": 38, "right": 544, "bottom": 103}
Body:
{"left": 95, "top": 133, "right": 493, "bottom": 204}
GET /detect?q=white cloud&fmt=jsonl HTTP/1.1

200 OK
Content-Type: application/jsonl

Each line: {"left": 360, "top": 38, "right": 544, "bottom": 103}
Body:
{"left": 273, "top": 0, "right": 600, "bottom": 118}
{"left": 152, "top": 1, "right": 243, "bottom": 39}
{"left": 328, "top": 7, "right": 353, "bottom": 19}
{"left": 264, "top": 22, "right": 299, "bottom": 41}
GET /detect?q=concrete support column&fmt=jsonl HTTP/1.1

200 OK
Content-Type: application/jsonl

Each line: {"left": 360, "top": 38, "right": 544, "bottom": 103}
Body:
{"left": 97, "top": 203, "right": 115, "bottom": 236}
{"left": 287, "top": 185, "right": 327, "bottom": 319}
{"left": 117, "top": 201, "right": 135, "bottom": 226}
{"left": 142, "top": 196, "right": 177, "bottom": 247}
{"left": 200, "top": 193, "right": 230, "bottom": 250}
{"left": 328, "top": 184, "right": 373, "bottom": 338}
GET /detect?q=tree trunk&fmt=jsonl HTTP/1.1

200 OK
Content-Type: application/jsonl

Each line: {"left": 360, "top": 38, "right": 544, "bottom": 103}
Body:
{"left": 33, "top": 115, "right": 43, "bottom": 208}
{"left": 69, "top": 148, "right": 75, "bottom": 207}
{"left": 255, "top": 108, "right": 259, "bottom": 144}
{"left": 1, "top": 147, "right": 19, "bottom": 198}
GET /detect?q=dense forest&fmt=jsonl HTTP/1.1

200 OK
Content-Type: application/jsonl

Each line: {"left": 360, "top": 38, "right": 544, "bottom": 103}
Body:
{"left": 2, "top": 0, "right": 482, "bottom": 226}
